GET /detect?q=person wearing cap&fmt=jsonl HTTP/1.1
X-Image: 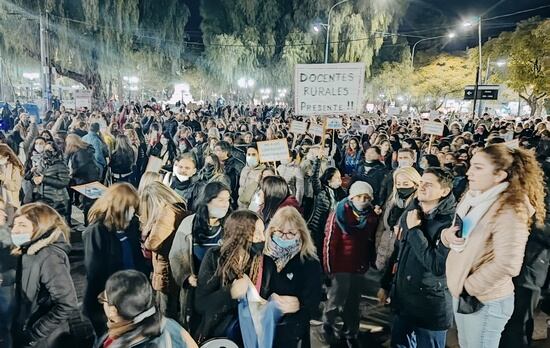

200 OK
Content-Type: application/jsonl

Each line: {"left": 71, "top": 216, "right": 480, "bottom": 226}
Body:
{"left": 322, "top": 181, "right": 378, "bottom": 347}
{"left": 378, "top": 167, "right": 456, "bottom": 348}
{"left": 94, "top": 270, "right": 197, "bottom": 348}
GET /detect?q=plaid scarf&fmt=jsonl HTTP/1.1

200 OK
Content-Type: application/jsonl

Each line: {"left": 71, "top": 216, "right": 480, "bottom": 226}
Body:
{"left": 264, "top": 237, "right": 302, "bottom": 272}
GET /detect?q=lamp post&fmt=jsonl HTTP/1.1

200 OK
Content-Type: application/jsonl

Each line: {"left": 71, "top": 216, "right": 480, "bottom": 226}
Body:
{"left": 463, "top": 17, "right": 482, "bottom": 118}
{"left": 411, "top": 32, "right": 455, "bottom": 69}
{"left": 314, "top": 0, "right": 350, "bottom": 64}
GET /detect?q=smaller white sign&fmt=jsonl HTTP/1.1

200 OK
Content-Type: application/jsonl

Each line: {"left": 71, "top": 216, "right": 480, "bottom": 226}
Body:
{"left": 351, "top": 121, "right": 361, "bottom": 130}
{"left": 387, "top": 106, "right": 400, "bottom": 117}
{"left": 326, "top": 118, "right": 343, "bottom": 130}
{"left": 289, "top": 120, "right": 308, "bottom": 134}
{"left": 308, "top": 123, "right": 324, "bottom": 137}
{"left": 257, "top": 139, "right": 290, "bottom": 163}
{"left": 422, "top": 121, "right": 445, "bottom": 136}
{"left": 74, "top": 90, "right": 92, "bottom": 109}
{"left": 360, "top": 125, "right": 369, "bottom": 134}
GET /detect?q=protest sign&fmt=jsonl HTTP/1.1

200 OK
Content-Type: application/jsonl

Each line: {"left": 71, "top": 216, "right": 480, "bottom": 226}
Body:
{"left": 326, "top": 118, "right": 343, "bottom": 130}
{"left": 71, "top": 181, "right": 107, "bottom": 199}
{"left": 351, "top": 121, "right": 362, "bottom": 131}
{"left": 294, "top": 63, "right": 365, "bottom": 116}
{"left": 74, "top": 90, "right": 92, "bottom": 109}
{"left": 289, "top": 120, "right": 308, "bottom": 134}
{"left": 387, "top": 106, "right": 400, "bottom": 117}
{"left": 257, "top": 139, "right": 290, "bottom": 163}
{"left": 308, "top": 123, "right": 324, "bottom": 137}
{"left": 422, "top": 121, "right": 445, "bottom": 136}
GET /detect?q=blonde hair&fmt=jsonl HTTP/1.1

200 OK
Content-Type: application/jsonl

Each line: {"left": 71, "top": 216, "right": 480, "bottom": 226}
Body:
{"left": 265, "top": 206, "right": 318, "bottom": 261}
{"left": 0, "top": 144, "right": 24, "bottom": 174}
{"left": 14, "top": 202, "right": 70, "bottom": 243}
{"left": 390, "top": 167, "right": 422, "bottom": 201}
{"left": 88, "top": 183, "right": 139, "bottom": 231}
{"left": 138, "top": 171, "right": 163, "bottom": 195}
{"left": 139, "top": 181, "right": 185, "bottom": 233}
{"left": 65, "top": 134, "right": 90, "bottom": 155}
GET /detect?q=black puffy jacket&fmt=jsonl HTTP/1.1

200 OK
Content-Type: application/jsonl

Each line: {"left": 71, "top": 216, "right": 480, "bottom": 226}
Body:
{"left": 351, "top": 161, "right": 390, "bottom": 206}
{"left": 69, "top": 145, "right": 100, "bottom": 184}
{"left": 36, "top": 156, "right": 70, "bottom": 215}
{"left": 381, "top": 194, "right": 456, "bottom": 331}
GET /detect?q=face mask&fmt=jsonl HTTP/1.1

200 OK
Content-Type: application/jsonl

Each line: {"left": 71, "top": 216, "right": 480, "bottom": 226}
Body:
{"left": 35, "top": 144, "right": 45, "bottom": 153}
{"left": 160, "top": 138, "right": 169, "bottom": 146}
{"left": 126, "top": 207, "right": 135, "bottom": 222}
{"left": 0, "top": 157, "right": 8, "bottom": 165}
{"left": 208, "top": 205, "right": 228, "bottom": 219}
{"left": 444, "top": 163, "right": 454, "bottom": 170}
{"left": 397, "top": 187, "right": 416, "bottom": 199}
{"left": 272, "top": 235, "right": 298, "bottom": 249}
{"left": 352, "top": 200, "right": 370, "bottom": 211}
{"left": 174, "top": 172, "right": 190, "bottom": 182}
{"left": 246, "top": 156, "right": 259, "bottom": 168}
{"left": 398, "top": 160, "right": 413, "bottom": 168}
{"left": 329, "top": 179, "right": 342, "bottom": 189}
{"left": 178, "top": 144, "right": 187, "bottom": 152}
{"left": 249, "top": 241, "right": 265, "bottom": 256}
{"left": 11, "top": 233, "right": 32, "bottom": 247}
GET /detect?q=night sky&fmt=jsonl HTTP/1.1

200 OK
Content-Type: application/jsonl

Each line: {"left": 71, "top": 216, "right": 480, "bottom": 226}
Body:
{"left": 183, "top": 0, "right": 550, "bottom": 50}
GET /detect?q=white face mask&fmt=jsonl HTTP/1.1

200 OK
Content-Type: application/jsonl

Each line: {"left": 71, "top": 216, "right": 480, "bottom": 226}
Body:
{"left": 174, "top": 172, "right": 190, "bottom": 182}
{"left": 398, "top": 159, "right": 413, "bottom": 168}
{"left": 160, "top": 138, "right": 169, "bottom": 146}
{"left": 246, "top": 156, "right": 259, "bottom": 168}
{"left": 208, "top": 205, "right": 228, "bottom": 219}
{"left": 35, "top": 145, "right": 45, "bottom": 153}
{"left": 11, "top": 233, "right": 32, "bottom": 247}
{"left": 0, "top": 157, "right": 7, "bottom": 165}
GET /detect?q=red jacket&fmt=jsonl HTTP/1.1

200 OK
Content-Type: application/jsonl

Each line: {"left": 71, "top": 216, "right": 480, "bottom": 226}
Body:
{"left": 323, "top": 201, "right": 378, "bottom": 274}
{"left": 278, "top": 195, "right": 304, "bottom": 215}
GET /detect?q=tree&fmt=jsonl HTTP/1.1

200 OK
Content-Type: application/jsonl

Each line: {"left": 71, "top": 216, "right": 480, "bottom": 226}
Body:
{"left": 483, "top": 18, "right": 550, "bottom": 116}
{"left": 368, "top": 45, "right": 412, "bottom": 101}
{"left": 0, "top": 0, "right": 189, "bottom": 104}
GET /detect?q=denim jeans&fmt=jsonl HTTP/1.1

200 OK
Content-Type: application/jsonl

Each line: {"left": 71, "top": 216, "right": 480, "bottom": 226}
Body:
{"left": 0, "top": 285, "right": 14, "bottom": 348}
{"left": 390, "top": 315, "right": 447, "bottom": 348}
{"left": 453, "top": 295, "right": 514, "bottom": 348}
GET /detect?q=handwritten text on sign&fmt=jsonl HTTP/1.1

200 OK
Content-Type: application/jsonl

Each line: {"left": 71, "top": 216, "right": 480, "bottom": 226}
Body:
{"left": 257, "top": 139, "right": 290, "bottom": 163}
{"left": 308, "top": 123, "right": 324, "bottom": 137}
{"left": 289, "top": 120, "right": 308, "bottom": 134}
{"left": 294, "top": 63, "right": 365, "bottom": 116}
{"left": 326, "top": 118, "right": 343, "bottom": 130}
{"left": 422, "top": 121, "right": 444, "bottom": 136}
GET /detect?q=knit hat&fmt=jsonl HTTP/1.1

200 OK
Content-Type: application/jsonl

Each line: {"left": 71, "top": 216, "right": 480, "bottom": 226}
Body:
{"left": 348, "top": 181, "right": 373, "bottom": 199}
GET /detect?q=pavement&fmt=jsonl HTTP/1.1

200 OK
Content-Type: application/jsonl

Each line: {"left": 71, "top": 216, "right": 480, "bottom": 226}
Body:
{"left": 64, "top": 207, "right": 550, "bottom": 348}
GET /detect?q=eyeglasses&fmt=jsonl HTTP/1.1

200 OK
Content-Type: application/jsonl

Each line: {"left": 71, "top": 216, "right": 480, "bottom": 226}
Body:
{"left": 272, "top": 229, "right": 298, "bottom": 240}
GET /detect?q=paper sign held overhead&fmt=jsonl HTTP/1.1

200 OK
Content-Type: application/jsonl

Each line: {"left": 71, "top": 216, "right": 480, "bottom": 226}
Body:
{"left": 257, "top": 139, "right": 290, "bottom": 163}
{"left": 308, "top": 123, "right": 324, "bottom": 137}
{"left": 294, "top": 63, "right": 365, "bottom": 116}
{"left": 422, "top": 121, "right": 444, "bottom": 136}
{"left": 289, "top": 120, "right": 308, "bottom": 134}
{"left": 326, "top": 118, "right": 343, "bottom": 130}
{"left": 146, "top": 156, "right": 164, "bottom": 173}
{"left": 74, "top": 90, "right": 92, "bottom": 109}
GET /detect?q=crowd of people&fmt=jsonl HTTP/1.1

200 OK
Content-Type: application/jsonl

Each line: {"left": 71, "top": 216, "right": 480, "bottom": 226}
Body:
{"left": 0, "top": 100, "right": 548, "bottom": 348}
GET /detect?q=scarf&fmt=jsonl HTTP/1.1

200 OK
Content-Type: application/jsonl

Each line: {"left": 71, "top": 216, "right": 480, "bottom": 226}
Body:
{"left": 264, "top": 237, "right": 302, "bottom": 272}
{"left": 456, "top": 182, "right": 509, "bottom": 238}
{"left": 106, "top": 306, "right": 157, "bottom": 346}
{"left": 335, "top": 198, "right": 370, "bottom": 235}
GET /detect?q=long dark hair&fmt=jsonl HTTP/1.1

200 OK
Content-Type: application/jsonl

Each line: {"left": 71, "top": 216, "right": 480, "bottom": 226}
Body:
{"left": 260, "top": 176, "right": 289, "bottom": 223}
{"left": 194, "top": 181, "right": 232, "bottom": 241}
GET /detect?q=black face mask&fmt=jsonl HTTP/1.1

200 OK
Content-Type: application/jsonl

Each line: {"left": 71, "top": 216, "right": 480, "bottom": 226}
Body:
{"left": 249, "top": 242, "right": 265, "bottom": 256}
{"left": 397, "top": 187, "right": 416, "bottom": 199}
{"left": 444, "top": 163, "right": 454, "bottom": 170}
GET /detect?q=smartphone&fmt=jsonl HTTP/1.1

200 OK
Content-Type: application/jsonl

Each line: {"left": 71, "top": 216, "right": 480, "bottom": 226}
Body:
{"left": 453, "top": 214, "right": 464, "bottom": 238}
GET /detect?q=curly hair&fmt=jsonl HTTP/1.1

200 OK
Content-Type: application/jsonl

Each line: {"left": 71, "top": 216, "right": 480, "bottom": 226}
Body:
{"left": 217, "top": 210, "right": 262, "bottom": 286}
{"left": 480, "top": 144, "right": 546, "bottom": 227}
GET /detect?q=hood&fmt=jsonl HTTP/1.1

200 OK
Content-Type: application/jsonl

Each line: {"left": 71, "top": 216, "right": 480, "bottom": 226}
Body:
{"left": 279, "top": 195, "right": 301, "bottom": 212}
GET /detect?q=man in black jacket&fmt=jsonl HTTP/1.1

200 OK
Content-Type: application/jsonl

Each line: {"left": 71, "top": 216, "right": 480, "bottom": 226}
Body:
{"left": 379, "top": 167, "right": 455, "bottom": 348}
{"left": 351, "top": 146, "right": 390, "bottom": 206}
{"left": 214, "top": 141, "right": 244, "bottom": 208}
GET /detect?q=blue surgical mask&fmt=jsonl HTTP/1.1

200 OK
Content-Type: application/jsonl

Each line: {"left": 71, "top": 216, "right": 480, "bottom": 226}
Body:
{"left": 272, "top": 235, "right": 298, "bottom": 249}
{"left": 11, "top": 233, "right": 32, "bottom": 247}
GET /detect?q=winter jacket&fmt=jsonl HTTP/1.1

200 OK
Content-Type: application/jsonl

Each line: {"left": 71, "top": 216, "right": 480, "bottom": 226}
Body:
{"left": 163, "top": 118, "right": 179, "bottom": 138}
{"left": 94, "top": 317, "right": 194, "bottom": 348}
{"left": 35, "top": 157, "right": 70, "bottom": 216}
{"left": 143, "top": 203, "right": 187, "bottom": 293}
{"left": 323, "top": 199, "right": 378, "bottom": 274}
{"left": 339, "top": 149, "right": 363, "bottom": 176}
{"left": 0, "top": 162, "right": 22, "bottom": 208}
{"left": 11, "top": 229, "right": 78, "bottom": 347}
{"left": 109, "top": 149, "right": 134, "bottom": 175}
{"left": 68, "top": 145, "right": 100, "bottom": 185}
{"left": 307, "top": 159, "right": 346, "bottom": 256}
{"left": 381, "top": 194, "right": 456, "bottom": 331}
{"left": 0, "top": 225, "right": 16, "bottom": 288}
{"left": 351, "top": 161, "right": 390, "bottom": 206}
{"left": 83, "top": 217, "right": 150, "bottom": 336}
{"left": 261, "top": 255, "right": 322, "bottom": 348}
{"left": 238, "top": 164, "right": 266, "bottom": 208}
{"left": 163, "top": 174, "right": 204, "bottom": 212}
{"left": 222, "top": 156, "right": 245, "bottom": 206}
{"left": 82, "top": 131, "right": 109, "bottom": 167}
{"left": 443, "top": 197, "right": 531, "bottom": 303}
{"left": 277, "top": 163, "right": 305, "bottom": 205}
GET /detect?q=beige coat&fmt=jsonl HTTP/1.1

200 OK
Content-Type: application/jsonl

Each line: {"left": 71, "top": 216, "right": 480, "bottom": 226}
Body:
{"left": 0, "top": 163, "right": 22, "bottom": 208}
{"left": 443, "top": 198, "right": 530, "bottom": 302}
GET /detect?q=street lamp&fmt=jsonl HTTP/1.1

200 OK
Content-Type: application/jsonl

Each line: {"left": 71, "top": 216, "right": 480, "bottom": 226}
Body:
{"left": 411, "top": 32, "right": 456, "bottom": 69}
{"left": 496, "top": 60, "right": 506, "bottom": 67}
{"left": 462, "top": 16, "right": 483, "bottom": 117}
{"left": 314, "top": 0, "right": 350, "bottom": 64}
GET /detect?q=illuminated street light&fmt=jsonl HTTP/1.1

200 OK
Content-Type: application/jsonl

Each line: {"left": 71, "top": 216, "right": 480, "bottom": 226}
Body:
{"left": 313, "top": 25, "right": 321, "bottom": 33}
{"left": 23, "top": 72, "right": 40, "bottom": 80}
{"left": 247, "top": 79, "right": 255, "bottom": 87}
{"left": 411, "top": 33, "right": 456, "bottom": 68}
{"left": 496, "top": 60, "right": 506, "bottom": 67}
{"left": 448, "top": 32, "right": 456, "bottom": 39}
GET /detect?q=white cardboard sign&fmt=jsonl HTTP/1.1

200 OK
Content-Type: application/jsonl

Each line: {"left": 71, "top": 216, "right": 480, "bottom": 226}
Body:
{"left": 294, "top": 63, "right": 365, "bottom": 116}
{"left": 289, "top": 120, "right": 308, "bottom": 134}
{"left": 422, "top": 121, "right": 444, "bottom": 136}
{"left": 74, "top": 90, "right": 92, "bottom": 109}
{"left": 257, "top": 139, "right": 290, "bottom": 163}
{"left": 308, "top": 123, "right": 324, "bottom": 137}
